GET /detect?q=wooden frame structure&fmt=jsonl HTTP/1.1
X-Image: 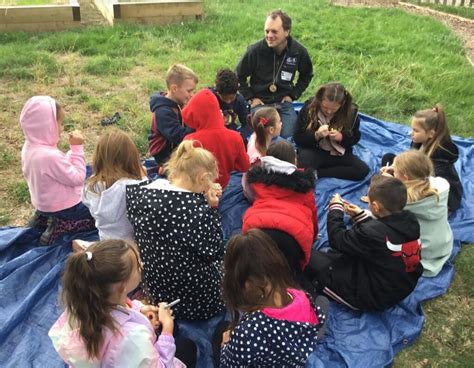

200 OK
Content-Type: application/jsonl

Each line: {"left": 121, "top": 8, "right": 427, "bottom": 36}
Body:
{"left": 0, "top": 0, "right": 81, "bottom": 31}
{"left": 94, "top": 0, "right": 202, "bottom": 25}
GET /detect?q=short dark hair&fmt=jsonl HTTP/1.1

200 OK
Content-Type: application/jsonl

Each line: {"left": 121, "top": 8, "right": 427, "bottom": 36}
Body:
{"left": 215, "top": 69, "right": 239, "bottom": 95}
{"left": 267, "top": 140, "right": 296, "bottom": 164}
{"left": 268, "top": 10, "right": 292, "bottom": 32}
{"left": 368, "top": 175, "right": 407, "bottom": 213}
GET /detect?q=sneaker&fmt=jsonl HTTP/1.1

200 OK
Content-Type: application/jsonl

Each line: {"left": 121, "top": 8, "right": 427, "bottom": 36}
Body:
{"left": 39, "top": 217, "right": 56, "bottom": 246}
{"left": 100, "top": 112, "right": 121, "bottom": 126}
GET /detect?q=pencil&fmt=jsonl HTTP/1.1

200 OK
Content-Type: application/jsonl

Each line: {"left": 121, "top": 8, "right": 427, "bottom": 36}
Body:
{"left": 165, "top": 299, "right": 180, "bottom": 309}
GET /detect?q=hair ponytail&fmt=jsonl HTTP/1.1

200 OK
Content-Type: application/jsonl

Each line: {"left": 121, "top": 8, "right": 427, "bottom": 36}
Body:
{"left": 413, "top": 103, "right": 453, "bottom": 158}
{"left": 307, "top": 82, "right": 354, "bottom": 132}
{"left": 251, "top": 107, "right": 279, "bottom": 155}
{"left": 61, "top": 240, "right": 139, "bottom": 359}
{"left": 164, "top": 140, "right": 218, "bottom": 186}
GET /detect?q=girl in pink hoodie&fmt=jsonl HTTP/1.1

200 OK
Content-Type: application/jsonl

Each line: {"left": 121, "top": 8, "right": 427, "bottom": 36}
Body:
{"left": 20, "top": 96, "right": 93, "bottom": 244}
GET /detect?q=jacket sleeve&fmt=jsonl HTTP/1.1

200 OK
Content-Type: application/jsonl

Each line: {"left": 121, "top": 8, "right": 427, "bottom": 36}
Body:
{"left": 236, "top": 47, "right": 255, "bottom": 101}
{"left": 293, "top": 100, "right": 319, "bottom": 148}
{"left": 340, "top": 111, "right": 361, "bottom": 149}
{"left": 112, "top": 324, "right": 173, "bottom": 368}
{"left": 47, "top": 145, "right": 86, "bottom": 187}
{"left": 234, "top": 136, "right": 251, "bottom": 172}
{"left": 327, "top": 207, "right": 375, "bottom": 258}
{"left": 290, "top": 47, "right": 313, "bottom": 100}
{"left": 155, "top": 108, "right": 193, "bottom": 144}
{"left": 235, "top": 94, "right": 250, "bottom": 127}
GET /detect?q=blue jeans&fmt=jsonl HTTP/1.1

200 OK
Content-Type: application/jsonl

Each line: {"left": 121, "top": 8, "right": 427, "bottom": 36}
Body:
{"left": 251, "top": 101, "right": 297, "bottom": 139}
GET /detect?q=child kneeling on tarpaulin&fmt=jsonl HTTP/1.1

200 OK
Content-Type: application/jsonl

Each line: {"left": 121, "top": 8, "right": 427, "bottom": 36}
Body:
{"left": 305, "top": 175, "right": 423, "bottom": 311}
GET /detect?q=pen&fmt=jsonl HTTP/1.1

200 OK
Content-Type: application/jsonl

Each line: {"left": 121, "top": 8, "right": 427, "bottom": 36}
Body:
{"left": 165, "top": 299, "right": 180, "bottom": 309}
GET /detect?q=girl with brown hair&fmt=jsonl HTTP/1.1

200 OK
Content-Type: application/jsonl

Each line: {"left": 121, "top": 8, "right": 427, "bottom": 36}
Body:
{"left": 294, "top": 82, "right": 369, "bottom": 181}
{"left": 246, "top": 107, "right": 283, "bottom": 164}
{"left": 217, "top": 229, "right": 325, "bottom": 367}
{"left": 49, "top": 239, "right": 195, "bottom": 367}
{"left": 82, "top": 128, "right": 147, "bottom": 240}
{"left": 409, "top": 104, "right": 463, "bottom": 211}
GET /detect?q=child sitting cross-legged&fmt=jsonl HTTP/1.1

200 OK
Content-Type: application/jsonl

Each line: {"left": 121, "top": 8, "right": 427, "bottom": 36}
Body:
{"left": 49, "top": 239, "right": 196, "bottom": 367}
{"left": 216, "top": 229, "right": 326, "bottom": 368}
{"left": 305, "top": 175, "right": 423, "bottom": 311}
{"left": 381, "top": 150, "right": 453, "bottom": 277}
{"left": 20, "top": 96, "right": 94, "bottom": 245}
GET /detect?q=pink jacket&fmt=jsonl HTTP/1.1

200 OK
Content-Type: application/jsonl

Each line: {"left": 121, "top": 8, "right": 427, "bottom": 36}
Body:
{"left": 49, "top": 300, "right": 185, "bottom": 368}
{"left": 20, "top": 96, "right": 85, "bottom": 212}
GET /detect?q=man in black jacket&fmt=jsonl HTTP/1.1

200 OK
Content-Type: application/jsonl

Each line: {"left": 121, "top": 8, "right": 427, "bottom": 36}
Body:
{"left": 236, "top": 10, "right": 313, "bottom": 138}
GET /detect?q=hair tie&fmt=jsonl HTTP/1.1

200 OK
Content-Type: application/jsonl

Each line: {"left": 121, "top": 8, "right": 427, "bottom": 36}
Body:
{"left": 259, "top": 117, "right": 269, "bottom": 125}
{"left": 432, "top": 106, "right": 438, "bottom": 113}
{"left": 85, "top": 251, "right": 93, "bottom": 261}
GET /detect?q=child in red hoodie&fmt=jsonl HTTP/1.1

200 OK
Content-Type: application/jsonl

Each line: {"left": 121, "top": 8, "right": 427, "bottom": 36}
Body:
{"left": 182, "top": 89, "right": 250, "bottom": 189}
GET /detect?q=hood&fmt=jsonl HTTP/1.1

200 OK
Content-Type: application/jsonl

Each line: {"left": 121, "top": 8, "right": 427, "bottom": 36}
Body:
{"left": 20, "top": 96, "right": 59, "bottom": 146}
{"left": 181, "top": 89, "right": 225, "bottom": 130}
{"left": 405, "top": 176, "right": 449, "bottom": 221}
{"left": 149, "top": 92, "right": 178, "bottom": 112}
{"left": 248, "top": 156, "right": 315, "bottom": 193}
{"left": 380, "top": 210, "right": 421, "bottom": 240}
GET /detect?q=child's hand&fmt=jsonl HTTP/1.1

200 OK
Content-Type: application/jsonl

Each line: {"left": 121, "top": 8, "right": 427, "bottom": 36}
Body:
{"left": 345, "top": 203, "right": 363, "bottom": 217}
{"left": 205, "top": 184, "right": 221, "bottom": 208}
{"left": 316, "top": 124, "right": 330, "bottom": 139}
{"left": 158, "top": 302, "right": 174, "bottom": 335}
{"left": 380, "top": 165, "right": 394, "bottom": 177}
{"left": 69, "top": 130, "right": 84, "bottom": 145}
{"left": 140, "top": 305, "right": 160, "bottom": 330}
{"left": 328, "top": 129, "right": 343, "bottom": 142}
{"left": 221, "top": 329, "right": 231, "bottom": 347}
{"left": 329, "top": 193, "right": 343, "bottom": 206}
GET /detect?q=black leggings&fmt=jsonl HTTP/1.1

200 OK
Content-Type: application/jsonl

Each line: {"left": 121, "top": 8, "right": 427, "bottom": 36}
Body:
{"left": 297, "top": 148, "right": 369, "bottom": 181}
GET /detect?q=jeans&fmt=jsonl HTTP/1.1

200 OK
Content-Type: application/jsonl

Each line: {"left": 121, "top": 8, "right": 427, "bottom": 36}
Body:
{"left": 37, "top": 202, "right": 93, "bottom": 221}
{"left": 251, "top": 101, "right": 297, "bottom": 139}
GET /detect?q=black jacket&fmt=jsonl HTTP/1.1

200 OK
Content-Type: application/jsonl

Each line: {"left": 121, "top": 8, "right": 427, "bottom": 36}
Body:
{"left": 294, "top": 99, "right": 361, "bottom": 153}
{"left": 148, "top": 92, "right": 193, "bottom": 164}
{"left": 322, "top": 208, "right": 423, "bottom": 311}
{"left": 411, "top": 139, "right": 463, "bottom": 211}
{"left": 236, "top": 36, "right": 313, "bottom": 103}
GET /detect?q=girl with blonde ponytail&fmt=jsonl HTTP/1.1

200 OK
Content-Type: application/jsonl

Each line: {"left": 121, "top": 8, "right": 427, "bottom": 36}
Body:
{"left": 126, "top": 140, "right": 225, "bottom": 321}
{"left": 49, "top": 239, "right": 193, "bottom": 367}
{"left": 389, "top": 150, "right": 453, "bottom": 277}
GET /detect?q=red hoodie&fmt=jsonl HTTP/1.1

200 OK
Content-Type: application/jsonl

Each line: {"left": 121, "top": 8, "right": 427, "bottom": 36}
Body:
{"left": 182, "top": 89, "right": 250, "bottom": 188}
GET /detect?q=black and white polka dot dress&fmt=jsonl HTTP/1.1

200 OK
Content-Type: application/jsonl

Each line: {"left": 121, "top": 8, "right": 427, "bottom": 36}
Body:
{"left": 126, "top": 180, "right": 225, "bottom": 320}
{"left": 220, "top": 306, "right": 325, "bottom": 367}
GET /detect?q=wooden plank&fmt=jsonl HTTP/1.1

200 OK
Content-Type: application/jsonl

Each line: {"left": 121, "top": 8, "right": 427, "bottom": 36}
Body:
{"left": 117, "top": 2, "right": 202, "bottom": 19}
{"left": 0, "top": 6, "right": 74, "bottom": 23}
{"left": 115, "top": 14, "right": 199, "bottom": 24}
{"left": 0, "top": 20, "right": 81, "bottom": 31}
{"left": 92, "top": 0, "right": 114, "bottom": 25}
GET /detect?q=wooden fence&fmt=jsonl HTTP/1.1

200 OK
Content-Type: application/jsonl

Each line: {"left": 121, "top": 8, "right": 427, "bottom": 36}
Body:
{"left": 417, "top": 0, "right": 473, "bottom": 6}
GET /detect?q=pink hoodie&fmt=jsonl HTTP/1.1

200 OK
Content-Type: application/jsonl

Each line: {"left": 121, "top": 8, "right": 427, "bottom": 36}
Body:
{"left": 20, "top": 96, "right": 85, "bottom": 212}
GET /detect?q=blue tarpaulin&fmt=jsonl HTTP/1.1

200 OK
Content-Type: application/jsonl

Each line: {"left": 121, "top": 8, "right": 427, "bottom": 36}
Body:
{"left": 0, "top": 114, "right": 472, "bottom": 367}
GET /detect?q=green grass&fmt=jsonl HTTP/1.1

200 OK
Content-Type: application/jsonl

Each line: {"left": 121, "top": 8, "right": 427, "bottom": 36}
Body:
{"left": 7, "top": 180, "right": 30, "bottom": 204}
{"left": 405, "top": 1, "right": 474, "bottom": 20}
{"left": 0, "top": 0, "right": 472, "bottom": 365}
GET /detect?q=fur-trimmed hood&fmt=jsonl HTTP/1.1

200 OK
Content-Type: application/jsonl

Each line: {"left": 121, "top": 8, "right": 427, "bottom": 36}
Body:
{"left": 247, "top": 157, "right": 315, "bottom": 193}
